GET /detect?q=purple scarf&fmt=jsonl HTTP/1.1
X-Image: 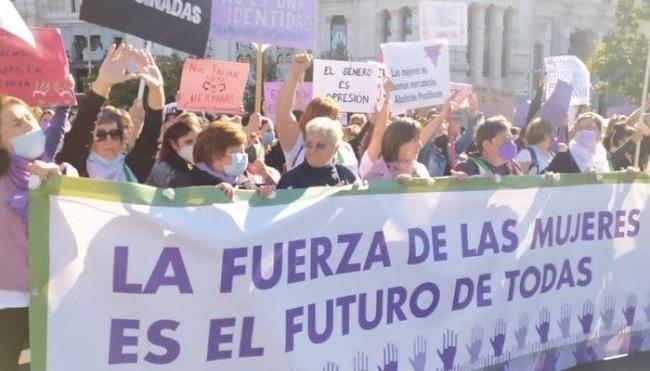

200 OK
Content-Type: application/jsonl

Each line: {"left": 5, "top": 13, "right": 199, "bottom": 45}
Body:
{"left": 6, "top": 154, "right": 32, "bottom": 219}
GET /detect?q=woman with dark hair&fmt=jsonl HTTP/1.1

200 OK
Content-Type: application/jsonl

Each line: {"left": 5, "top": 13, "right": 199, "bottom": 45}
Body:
{"left": 360, "top": 82, "right": 447, "bottom": 182}
{"left": 57, "top": 44, "right": 164, "bottom": 183}
{"left": 545, "top": 112, "right": 611, "bottom": 174}
{"left": 146, "top": 113, "right": 200, "bottom": 187}
{"left": 455, "top": 116, "right": 523, "bottom": 176}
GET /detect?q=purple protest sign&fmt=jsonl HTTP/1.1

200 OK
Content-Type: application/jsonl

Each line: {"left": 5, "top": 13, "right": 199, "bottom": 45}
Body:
{"left": 537, "top": 80, "right": 572, "bottom": 128}
{"left": 606, "top": 104, "right": 635, "bottom": 118}
{"left": 210, "top": 0, "right": 317, "bottom": 49}
{"left": 263, "top": 82, "right": 312, "bottom": 122}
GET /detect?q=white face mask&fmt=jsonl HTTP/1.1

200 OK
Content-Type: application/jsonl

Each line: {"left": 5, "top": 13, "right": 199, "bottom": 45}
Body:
{"left": 178, "top": 144, "right": 194, "bottom": 163}
{"left": 11, "top": 129, "right": 46, "bottom": 160}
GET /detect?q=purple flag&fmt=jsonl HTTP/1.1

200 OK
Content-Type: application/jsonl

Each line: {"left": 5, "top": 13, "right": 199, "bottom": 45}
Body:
{"left": 211, "top": 0, "right": 317, "bottom": 49}
{"left": 537, "top": 79, "right": 572, "bottom": 127}
{"left": 513, "top": 98, "right": 530, "bottom": 128}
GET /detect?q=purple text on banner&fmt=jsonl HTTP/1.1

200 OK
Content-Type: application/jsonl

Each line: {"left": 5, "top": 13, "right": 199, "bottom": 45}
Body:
{"left": 210, "top": 0, "right": 317, "bottom": 49}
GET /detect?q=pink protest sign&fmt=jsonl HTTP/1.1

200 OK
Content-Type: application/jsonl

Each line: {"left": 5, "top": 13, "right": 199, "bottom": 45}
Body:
{"left": 263, "top": 82, "right": 312, "bottom": 121}
{"left": 0, "top": 27, "right": 76, "bottom": 106}
{"left": 177, "top": 59, "right": 249, "bottom": 114}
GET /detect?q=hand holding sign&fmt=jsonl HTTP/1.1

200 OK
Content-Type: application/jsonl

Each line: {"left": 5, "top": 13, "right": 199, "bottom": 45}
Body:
{"left": 131, "top": 49, "right": 163, "bottom": 90}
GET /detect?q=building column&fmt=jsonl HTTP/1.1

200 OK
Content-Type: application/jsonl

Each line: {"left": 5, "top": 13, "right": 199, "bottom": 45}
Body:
{"left": 409, "top": 6, "right": 419, "bottom": 42}
{"left": 375, "top": 10, "right": 386, "bottom": 53}
{"left": 470, "top": 4, "right": 486, "bottom": 83}
{"left": 318, "top": 15, "right": 332, "bottom": 56}
{"left": 388, "top": 9, "right": 402, "bottom": 42}
{"left": 488, "top": 6, "right": 505, "bottom": 83}
{"left": 505, "top": 8, "right": 518, "bottom": 86}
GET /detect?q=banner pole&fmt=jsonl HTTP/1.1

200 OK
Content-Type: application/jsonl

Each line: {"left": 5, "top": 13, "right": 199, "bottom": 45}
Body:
{"left": 635, "top": 37, "right": 650, "bottom": 168}
{"left": 254, "top": 43, "right": 268, "bottom": 114}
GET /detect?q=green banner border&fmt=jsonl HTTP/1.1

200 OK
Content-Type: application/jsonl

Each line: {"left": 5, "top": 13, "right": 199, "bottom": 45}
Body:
{"left": 27, "top": 173, "right": 650, "bottom": 370}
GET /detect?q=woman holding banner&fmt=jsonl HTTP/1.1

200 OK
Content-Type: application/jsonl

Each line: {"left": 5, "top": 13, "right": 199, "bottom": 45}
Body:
{"left": 277, "top": 117, "right": 357, "bottom": 189}
{"left": 545, "top": 112, "right": 612, "bottom": 174}
{"left": 275, "top": 54, "right": 358, "bottom": 175}
{"left": 0, "top": 94, "right": 72, "bottom": 370}
{"left": 360, "top": 82, "right": 448, "bottom": 182}
{"left": 57, "top": 44, "right": 164, "bottom": 183}
{"left": 454, "top": 116, "right": 524, "bottom": 177}
{"left": 146, "top": 112, "right": 201, "bottom": 188}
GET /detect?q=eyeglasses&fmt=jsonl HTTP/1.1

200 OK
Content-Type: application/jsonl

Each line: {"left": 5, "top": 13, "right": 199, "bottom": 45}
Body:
{"left": 95, "top": 129, "right": 123, "bottom": 142}
{"left": 305, "top": 141, "right": 328, "bottom": 150}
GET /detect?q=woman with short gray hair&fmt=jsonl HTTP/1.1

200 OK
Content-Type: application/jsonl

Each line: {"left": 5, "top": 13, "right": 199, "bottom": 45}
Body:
{"left": 277, "top": 117, "right": 357, "bottom": 189}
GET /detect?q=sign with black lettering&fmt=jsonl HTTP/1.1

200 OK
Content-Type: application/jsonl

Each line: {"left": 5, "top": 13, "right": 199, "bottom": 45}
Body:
{"left": 312, "top": 59, "right": 382, "bottom": 113}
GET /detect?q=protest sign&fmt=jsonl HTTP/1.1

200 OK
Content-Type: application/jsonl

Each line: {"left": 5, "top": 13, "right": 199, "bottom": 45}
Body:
{"left": 262, "top": 82, "right": 313, "bottom": 121}
{"left": 80, "top": 0, "right": 212, "bottom": 56}
{"left": 606, "top": 104, "right": 636, "bottom": 118}
{"left": 29, "top": 174, "right": 650, "bottom": 371}
{"left": 177, "top": 59, "right": 249, "bottom": 113}
{"left": 474, "top": 85, "right": 514, "bottom": 122}
{"left": 544, "top": 56, "right": 591, "bottom": 106}
{"left": 211, "top": 0, "right": 317, "bottom": 49}
{"left": 313, "top": 60, "right": 382, "bottom": 113}
{"left": 381, "top": 40, "right": 451, "bottom": 112}
{"left": 450, "top": 82, "right": 473, "bottom": 94}
{"left": 0, "top": 27, "right": 76, "bottom": 106}
{"left": 513, "top": 97, "right": 531, "bottom": 127}
{"left": 419, "top": 1, "right": 468, "bottom": 46}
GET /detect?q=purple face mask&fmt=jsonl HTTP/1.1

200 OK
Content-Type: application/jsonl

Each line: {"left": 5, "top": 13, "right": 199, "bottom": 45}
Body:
{"left": 575, "top": 130, "right": 598, "bottom": 149}
{"left": 498, "top": 139, "right": 518, "bottom": 161}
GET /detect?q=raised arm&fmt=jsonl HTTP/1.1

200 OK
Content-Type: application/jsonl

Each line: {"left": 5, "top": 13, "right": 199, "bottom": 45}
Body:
{"left": 275, "top": 54, "right": 312, "bottom": 151}
{"left": 126, "top": 49, "right": 164, "bottom": 182}
{"left": 421, "top": 101, "right": 451, "bottom": 146}
{"left": 365, "top": 81, "right": 393, "bottom": 163}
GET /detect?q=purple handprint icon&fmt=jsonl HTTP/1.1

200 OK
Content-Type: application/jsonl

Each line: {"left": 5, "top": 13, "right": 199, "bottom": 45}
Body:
{"left": 490, "top": 319, "right": 507, "bottom": 357}
{"left": 514, "top": 313, "right": 529, "bottom": 350}
{"left": 578, "top": 301, "right": 594, "bottom": 335}
{"left": 601, "top": 296, "right": 615, "bottom": 331}
{"left": 536, "top": 308, "right": 551, "bottom": 344}
{"left": 353, "top": 351, "right": 368, "bottom": 371}
{"left": 409, "top": 335, "right": 427, "bottom": 371}
{"left": 557, "top": 303, "right": 571, "bottom": 339}
{"left": 436, "top": 329, "right": 457, "bottom": 371}
{"left": 465, "top": 325, "right": 484, "bottom": 363}
{"left": 378, "top": 343, "right": 398, "bottom": 371}
{"left": 323, "top": 361, "right": 339, "bottom": 371}
{"left": 623, "top": 294, "right": 638, "bottom": 327}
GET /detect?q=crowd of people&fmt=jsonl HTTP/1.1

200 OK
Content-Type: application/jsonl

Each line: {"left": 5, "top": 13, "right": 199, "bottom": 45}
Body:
{"left": 1, "top": 42, "right": 650, "bottom": 370}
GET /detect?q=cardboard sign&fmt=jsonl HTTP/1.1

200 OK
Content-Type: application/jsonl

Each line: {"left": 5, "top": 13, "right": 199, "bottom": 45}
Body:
{"left": 211, "top": 0, "right": 317, "bottom": 49}
{"left": 80, "top": 0, "right": 212, "bottom": 56}
{"left": 262, "top": 82, "right": 312, "bottom": 122}
{"left": 313, "top": 60, "right": 382, "bottom": 113}
{"left": 381, "top": 40, "right": 451, "bottom": 112}
{"left": 544, "top": 56, "right": 590, "bottom": 106}
{"left": 0, "top": 27, "right": 76, "bottom": 106}
{"left": 177, "top": 59, "right": 249, "bottom": 113}
{"left": 474, "top": 85, "right": 514, "bottom": 122}
{"left": 419, "top": 1, "right": 468, "bottom": 46}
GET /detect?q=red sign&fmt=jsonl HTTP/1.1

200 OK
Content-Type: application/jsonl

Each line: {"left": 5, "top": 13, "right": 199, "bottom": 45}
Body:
{"left": 0, "top": 27, "right": 76, "bottom": 106}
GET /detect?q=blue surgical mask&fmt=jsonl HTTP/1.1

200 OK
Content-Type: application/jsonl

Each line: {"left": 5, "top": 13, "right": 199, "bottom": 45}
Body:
{"left": 262, "top": 132, "right": 275, "bottom": 146}
{"left": 224, "top": 152, "right": 248, "bottom": 177}
{"left": 11, "top": 129, "right": 46, "bottom": 160}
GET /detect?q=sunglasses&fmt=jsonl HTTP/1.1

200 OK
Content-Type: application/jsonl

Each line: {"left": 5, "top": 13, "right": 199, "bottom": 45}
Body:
{"left": 305, "top": 141, "right": 328, "bottom": 150}
{"left": 95, "top": 129, "right": 123, "bottom": 141}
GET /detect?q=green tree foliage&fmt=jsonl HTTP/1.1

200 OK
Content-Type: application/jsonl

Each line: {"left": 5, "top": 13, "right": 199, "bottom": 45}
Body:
{"left": 589, "top": 0, "right": 650, "bottom": 103}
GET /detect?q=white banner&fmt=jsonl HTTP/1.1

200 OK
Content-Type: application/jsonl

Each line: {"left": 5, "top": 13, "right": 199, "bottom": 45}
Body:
{"left": 544, "top": 56, "right": 591, "bottom": 106}
{"left": 381, "top": 40, "right": 451, "bottom": 112}
{"left": 30, "top": 176, "right": 650, "bottom": 371}
{"left": 419, "top": 1, "right": 468, "bottom": 46}
{"left": 313, "top": 59, "right": 382, "bottom": 113}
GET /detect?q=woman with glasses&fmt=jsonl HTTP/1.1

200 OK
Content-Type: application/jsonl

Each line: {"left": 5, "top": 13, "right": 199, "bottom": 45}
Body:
{"left": 57, "top": 44, "right": 164, "bottom": 183}
{"left": 454, "top": 116, "right": 523, "bottom": 177}
{"left": 277, "top": 117, "right": 357, "bottom": 189}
